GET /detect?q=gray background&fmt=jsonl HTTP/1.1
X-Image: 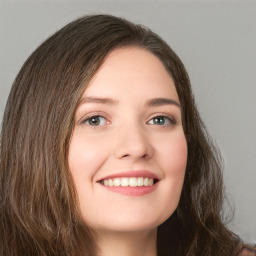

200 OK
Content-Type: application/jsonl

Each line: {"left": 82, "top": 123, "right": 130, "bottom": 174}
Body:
{"left": 0, "top": 0, "right": 255, "bottom": 243}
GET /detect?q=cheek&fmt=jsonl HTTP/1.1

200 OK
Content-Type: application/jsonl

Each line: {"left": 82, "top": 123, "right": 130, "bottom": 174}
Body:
{"left": 157, "top": 133, "right": 187, "bottom": 216}
{"left": 140, "top": 131, "right": 187, "bottom": 224}
{"left": 68, "top": 132, "right": 107, "bottom": 178}
{"left": 158, "top": 132, "right": 188, "bottom": 175}
{"left": 68, "top": 132, "right": 110, "bottom": 217}
{"left": 68, "top": 132, "right": 110, "bottom": 209}
{"left": 158, "top": 132, "right": 187, "bottom": 195}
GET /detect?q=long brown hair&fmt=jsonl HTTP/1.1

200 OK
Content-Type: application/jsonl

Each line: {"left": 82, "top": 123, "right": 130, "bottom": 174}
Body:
{"left": 0, "top": 14, "right": 242, "bottom": 255}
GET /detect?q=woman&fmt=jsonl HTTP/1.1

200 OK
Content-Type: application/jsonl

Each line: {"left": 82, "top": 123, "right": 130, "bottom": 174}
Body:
{"left": 0, "top": 14, "right": 254, "bottom": 256}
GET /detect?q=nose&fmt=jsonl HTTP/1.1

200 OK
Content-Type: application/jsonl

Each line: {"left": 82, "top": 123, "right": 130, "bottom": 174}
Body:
{"left": 113, "top": 123, "right": 153, "bottom": 161}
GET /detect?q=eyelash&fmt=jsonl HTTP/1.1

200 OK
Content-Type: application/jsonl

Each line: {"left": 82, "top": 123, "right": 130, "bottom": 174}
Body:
{"left": 147, "top": 114, "right": 176, "bottom": 126}
{"left": 80, "top": 114, "right": 110, "bottom": 128}
{"left": 80, "top": 114, "right": 176, "bottom": 128}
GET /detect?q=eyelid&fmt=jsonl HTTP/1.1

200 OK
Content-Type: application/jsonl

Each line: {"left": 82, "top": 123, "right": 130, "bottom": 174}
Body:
{"left": 147, "top": 113, "right": 177, "bottom": 125}
{"left": 78, "top": 112, "right": 111, "bottom": 126}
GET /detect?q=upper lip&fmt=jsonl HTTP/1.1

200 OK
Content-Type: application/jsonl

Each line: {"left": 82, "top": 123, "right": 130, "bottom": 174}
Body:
{"left": 97, "top": 170, "right": 159, "bottom": 182}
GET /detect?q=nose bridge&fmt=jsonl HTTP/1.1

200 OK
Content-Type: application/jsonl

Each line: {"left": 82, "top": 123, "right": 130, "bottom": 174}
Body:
{"left": 113, "top": 119, "right": 153, "bottom": 160}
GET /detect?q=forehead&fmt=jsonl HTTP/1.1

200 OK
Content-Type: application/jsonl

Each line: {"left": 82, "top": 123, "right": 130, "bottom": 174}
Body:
{"left": 84, "top": 47, "right": 178, "bottom": 101}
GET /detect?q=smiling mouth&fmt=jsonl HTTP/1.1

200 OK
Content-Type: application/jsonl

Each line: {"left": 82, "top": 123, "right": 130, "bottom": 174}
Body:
{"left": 99, "top": 177, "right": 159, "bottom": 187}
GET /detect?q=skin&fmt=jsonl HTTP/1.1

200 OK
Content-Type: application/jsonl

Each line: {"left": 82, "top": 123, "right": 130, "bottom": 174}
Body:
{"left": 68, "top": 47, "right": 188, "bottom": 256}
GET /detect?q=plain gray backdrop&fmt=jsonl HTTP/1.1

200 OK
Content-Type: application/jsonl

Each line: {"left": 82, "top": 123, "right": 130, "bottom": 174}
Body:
{"left": 0, "top": 0, "right": 255, "bottom": 243}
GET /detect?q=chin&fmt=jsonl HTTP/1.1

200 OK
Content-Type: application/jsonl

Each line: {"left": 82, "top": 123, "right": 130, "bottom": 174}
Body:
{"left": 88, "top": 211, "right": 172, "bottom": 234}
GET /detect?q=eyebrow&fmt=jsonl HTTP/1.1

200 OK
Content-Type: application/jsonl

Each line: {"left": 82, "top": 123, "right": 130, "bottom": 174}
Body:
{"left": 78, "top": 96, "right": 180, "bottom": 108}
{"left": 78, "top": 96, "right": 118, "bottom": 105}
{"left": 146, "top": 98, "right": 181, "bottom": 108}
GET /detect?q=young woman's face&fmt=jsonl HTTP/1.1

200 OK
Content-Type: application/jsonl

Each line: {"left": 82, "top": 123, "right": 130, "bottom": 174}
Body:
{"left": 69, "top": 47, "right": 187, "bottom": 233}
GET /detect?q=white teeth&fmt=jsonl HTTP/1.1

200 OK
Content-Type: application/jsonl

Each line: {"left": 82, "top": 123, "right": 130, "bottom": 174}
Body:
{"left": 113, "top": 178, "right": 121, "bottom": 186}
{"left": 143, "top": 177, "right": 149, "bottom": 186}
{"left": 137, "top": 177, "right": 144, "bottom": 186}
{"left": 129, "top": 177, "right": 137, "bottom": 187}
{"left": 102, "top": 177, "right": 155, "bottom": 187}
{"left": 108, "top": 179, "right": 113, "bottom": 187}
{"left": 148, "top": 178, "right": 154, "bottom": 186}
{"left": 121, "top": 177, "right": 129, "bottom": 186}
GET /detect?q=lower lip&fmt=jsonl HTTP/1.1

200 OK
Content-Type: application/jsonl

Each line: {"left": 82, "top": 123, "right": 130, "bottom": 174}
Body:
{"left": 100, "top": 182, "right": 159, "bottom": 196}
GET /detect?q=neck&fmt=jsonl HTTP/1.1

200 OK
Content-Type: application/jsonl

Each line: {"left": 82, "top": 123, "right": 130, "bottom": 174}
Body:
{"left": 95, "top": 229, "right": 157, "bottom": 256}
